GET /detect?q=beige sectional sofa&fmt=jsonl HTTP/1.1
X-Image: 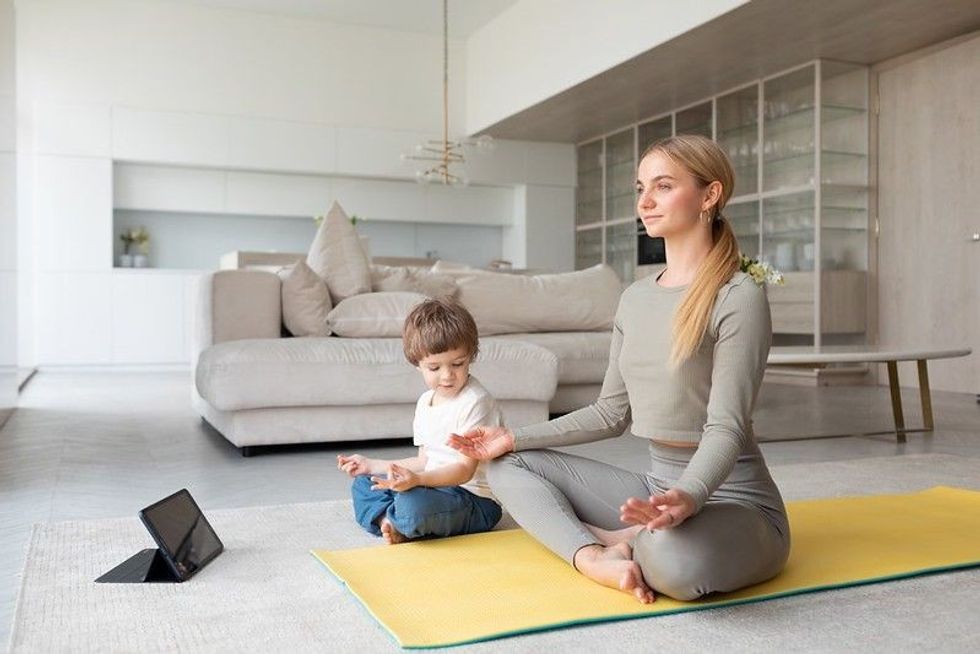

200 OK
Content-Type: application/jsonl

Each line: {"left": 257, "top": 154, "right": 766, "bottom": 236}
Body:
{"left": 192, "top": 268, "right": 615, "bottom": 456}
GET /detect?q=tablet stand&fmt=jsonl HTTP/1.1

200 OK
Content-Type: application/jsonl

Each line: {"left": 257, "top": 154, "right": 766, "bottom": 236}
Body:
{"left": 95, "top": 548, "right": 180, "bottom": 583}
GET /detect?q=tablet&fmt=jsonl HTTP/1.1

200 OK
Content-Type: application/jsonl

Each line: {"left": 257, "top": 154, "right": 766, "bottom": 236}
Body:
{"left": 139, "top": 489, "right": 223, "bottom": 582}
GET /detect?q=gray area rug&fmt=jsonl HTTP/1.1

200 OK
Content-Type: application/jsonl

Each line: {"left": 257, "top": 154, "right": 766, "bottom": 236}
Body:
{"left": 9, "top": 453, "right": 980, "bottom": 653}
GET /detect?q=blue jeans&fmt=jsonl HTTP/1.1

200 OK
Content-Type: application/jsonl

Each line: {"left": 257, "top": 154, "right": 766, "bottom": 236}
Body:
{"left": 350, "top": 475, "right": 502, "bottom": 539}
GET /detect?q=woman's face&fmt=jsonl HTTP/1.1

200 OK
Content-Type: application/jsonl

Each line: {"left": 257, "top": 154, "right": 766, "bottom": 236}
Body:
{"left": 635, "top": 151, "right": 712, "bottom": 239}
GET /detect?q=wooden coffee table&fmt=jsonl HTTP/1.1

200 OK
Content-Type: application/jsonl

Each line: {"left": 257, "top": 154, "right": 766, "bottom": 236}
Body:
{"left": 766, "top": 346, "right": 973, "bottom": 442}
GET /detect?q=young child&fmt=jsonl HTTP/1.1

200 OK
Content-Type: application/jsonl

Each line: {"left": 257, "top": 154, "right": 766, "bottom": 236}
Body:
{"left": 336, "top": 298, "right": 503, "bottom": 544}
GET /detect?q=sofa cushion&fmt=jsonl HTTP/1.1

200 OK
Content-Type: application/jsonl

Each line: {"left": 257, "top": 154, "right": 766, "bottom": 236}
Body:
{"left": 278, "top": 261, "right": 333, "bottom": 337}
{"left": 454, "top": 264, "right": 622, "bottom": 335}
{"left": 196, "top": 336, "right": 558, "bottom": 411}
{"left": 494, "top": 332, "right": 612, "bottom": 385}
{"left": 430, "top": 259, "right": 474, "bottom": 273}
{"left": 327, "top": 291, "right": 426, "bottom": 338}
{"left": 370, "top": 265, "right": 459, "bottom": 298}
{"left": 307, "top": 201, "right": 372, "bottom": 303}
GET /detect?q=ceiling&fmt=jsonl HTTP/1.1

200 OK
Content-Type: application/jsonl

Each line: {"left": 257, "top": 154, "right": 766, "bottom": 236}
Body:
{"left": 480, "top": 0, "right": 980, "bottom": 142}
{"left": 159, "top": 0, "right": 519, "bottom": 37}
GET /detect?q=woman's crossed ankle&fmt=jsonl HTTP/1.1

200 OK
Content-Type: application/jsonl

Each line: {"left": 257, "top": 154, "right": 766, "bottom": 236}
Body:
{"left": 573, "top": 542, "right": 655, "bottom": 604}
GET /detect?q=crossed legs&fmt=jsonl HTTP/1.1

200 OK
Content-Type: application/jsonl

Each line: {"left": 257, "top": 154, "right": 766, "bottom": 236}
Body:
{"left": 486, "top": 449, "right": 658, "bottom": 602}
{"left": 488, "top": 449, "right": 789, "bottom": 602}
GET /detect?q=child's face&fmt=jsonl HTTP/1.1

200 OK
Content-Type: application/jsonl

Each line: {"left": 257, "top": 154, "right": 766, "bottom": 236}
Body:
{"left": 417, "top": 347, "right": 472, "bottom": 400}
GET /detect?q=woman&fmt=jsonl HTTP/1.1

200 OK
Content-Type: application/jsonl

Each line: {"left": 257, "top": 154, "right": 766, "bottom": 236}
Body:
{"left": 448, "top": 134, "right": 790, "bottom": 604}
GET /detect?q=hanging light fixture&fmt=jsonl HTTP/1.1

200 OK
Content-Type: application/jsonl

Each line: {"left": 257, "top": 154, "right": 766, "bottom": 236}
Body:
{"left": 402, "top": 0, "right": 493, "bottom": 186}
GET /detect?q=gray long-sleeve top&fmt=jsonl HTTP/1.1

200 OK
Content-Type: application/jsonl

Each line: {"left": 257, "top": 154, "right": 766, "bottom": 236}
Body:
{"left": 512, "top": 270, "right": 772, "bottom": 513}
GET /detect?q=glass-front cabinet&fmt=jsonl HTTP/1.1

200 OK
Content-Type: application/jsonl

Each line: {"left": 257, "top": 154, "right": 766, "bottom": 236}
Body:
{"left": 574, "top": 227, "right": 603, "bottom": 271}
{"left": 759, "top": 61, "right": 869, "bottom": 345}
{"left": 575, "top": 141, "right": 603, "bottom": 227}
{"left": 575, "top": 127, "right": 641, "bottom": 286}
{"left": 716, "top": 84, "right": 759, "bottom": 197}
{"left": 574, "top": 59, "right": 870, "bottom": 346}
{"left": 637, "top": 116, "right": 671, "bottom": 157}
{"left": 727, "top": 200, "right": 760, "bottom": 260}
{"left": 676, "top": 101, "right": 713, "bottom": 140}
{"left": 604, "top": 219, "right": 636, "bottom": 286}
{"left": 605, "top": 129, "right": 635, "bottom": 223}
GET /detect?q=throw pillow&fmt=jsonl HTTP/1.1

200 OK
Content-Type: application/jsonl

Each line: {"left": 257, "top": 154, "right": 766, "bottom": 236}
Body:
{"left": 277, "top": 261, "right": 333, "bottom": 337}
{"left": 327, "top": 291, "right": 428, "bottom": 338}
{"left": 430, "top": 259, "right": 474, "bottom": 273}
{"left": 455, "top": 264, "right": 622, "bottom": 335}
{"left": 307, "top": 201, "right": 372, "bottom": 303}
{"left": 370, "top": 264, "right": 459, "bottom": 298}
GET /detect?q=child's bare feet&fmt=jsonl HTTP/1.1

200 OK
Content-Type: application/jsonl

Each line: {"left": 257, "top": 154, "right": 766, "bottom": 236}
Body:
{"left": 584, "top": 523, "right": 644, "bottom": 547}
{"left": 379, "top": 518, "right": 412, "bottom": 545}
{"left": 573, "top": 542, "right": 655, "bottom": 604}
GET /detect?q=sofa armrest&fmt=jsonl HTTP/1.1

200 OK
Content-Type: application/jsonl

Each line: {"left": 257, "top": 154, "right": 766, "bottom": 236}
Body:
{"left": 193, "top": 270, "right": 282, "bottom": 365}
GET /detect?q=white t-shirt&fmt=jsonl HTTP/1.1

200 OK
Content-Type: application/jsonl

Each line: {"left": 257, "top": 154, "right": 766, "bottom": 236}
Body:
{"left": 412, "top": 376, "right": 503, "bottom": 500}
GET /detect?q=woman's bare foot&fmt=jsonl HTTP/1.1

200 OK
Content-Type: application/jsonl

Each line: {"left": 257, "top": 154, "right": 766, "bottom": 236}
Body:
{"left": 573, "top": 542, "right": 655, "bottom": 604}
{"left": 584, "top": 523, "right": 644, "bottom": 547}
{"left": 379, "top": 518, "right": 412, "bottom": 545}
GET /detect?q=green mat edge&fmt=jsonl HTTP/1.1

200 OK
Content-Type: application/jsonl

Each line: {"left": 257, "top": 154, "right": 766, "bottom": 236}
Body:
{"left": 311, "top": 551, "right": 980, "bottom": 650}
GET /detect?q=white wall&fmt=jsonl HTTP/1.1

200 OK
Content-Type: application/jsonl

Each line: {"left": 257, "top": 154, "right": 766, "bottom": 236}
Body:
{"left": 1, "top": 0, "right": 16, "bottom": 420}
{"left": 465, "top": 0, "right": 748, "bottom": 134}
{"left": 15, "top": 0, "right": 576, "bottom": 367}
{"left": 16, "top": 0, "right": 466, "bottom": 133}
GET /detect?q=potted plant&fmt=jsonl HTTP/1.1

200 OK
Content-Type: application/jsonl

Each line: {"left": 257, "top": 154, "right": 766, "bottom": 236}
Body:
{"left": 119, "top": 230, "right": 135, "bottom": 267}
{"left": 131, "top": 227, "right": 150, "bottom": 268}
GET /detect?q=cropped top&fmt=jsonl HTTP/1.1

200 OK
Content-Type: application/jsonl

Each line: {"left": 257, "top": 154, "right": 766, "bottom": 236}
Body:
{"left": 512, "top": 271, "right": 772, "bottom": 511}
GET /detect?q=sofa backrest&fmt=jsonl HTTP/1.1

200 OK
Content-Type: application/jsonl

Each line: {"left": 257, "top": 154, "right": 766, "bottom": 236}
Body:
{"left": 193, "top": 270, "right": 282, "bottom": 366}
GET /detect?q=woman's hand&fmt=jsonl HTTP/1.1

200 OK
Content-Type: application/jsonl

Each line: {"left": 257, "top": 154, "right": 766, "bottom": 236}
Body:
{"left": 620, "top": 488, "right": 696, "bottom": 531}
{"left": 336, "top": 454, "right": 375, "bottom": 477}
{"left": 446, "top": 426, "right": 515, "bottom": 461}
{"left": 370, "top": 463, "right": 419, "bottom": 492}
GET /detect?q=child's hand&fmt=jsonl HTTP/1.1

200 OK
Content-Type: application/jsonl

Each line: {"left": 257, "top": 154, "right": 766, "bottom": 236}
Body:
{"left": 370, "top": 463, "right": 419, "bottom": 492}
{"left": 336, "top": 454, "right": 373, "bottom": 477}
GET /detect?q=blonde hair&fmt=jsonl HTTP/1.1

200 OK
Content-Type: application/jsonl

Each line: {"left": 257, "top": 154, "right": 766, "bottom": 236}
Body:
{"left": 640, "top": 134, "right": 740, "bottom": 369}
{"left": 402, "top": 298, "right": 480, "bottom": 366}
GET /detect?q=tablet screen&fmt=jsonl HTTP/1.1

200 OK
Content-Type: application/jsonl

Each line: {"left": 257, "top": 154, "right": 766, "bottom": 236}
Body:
{"left": 140, "top": 489, "right": 223, "bottom": 581}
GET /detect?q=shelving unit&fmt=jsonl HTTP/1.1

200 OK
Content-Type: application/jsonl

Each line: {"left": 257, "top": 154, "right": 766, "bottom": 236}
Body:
{"left": 574, "top": 59, "right": 870, "bottom": 346}
{"left": 575, "top": 141, "right": 604, "bottom": 227}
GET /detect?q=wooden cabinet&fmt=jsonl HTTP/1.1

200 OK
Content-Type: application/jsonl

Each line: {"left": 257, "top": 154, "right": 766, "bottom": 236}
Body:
{"left": 767, "top": 271, "right": 867, "bottom": 334}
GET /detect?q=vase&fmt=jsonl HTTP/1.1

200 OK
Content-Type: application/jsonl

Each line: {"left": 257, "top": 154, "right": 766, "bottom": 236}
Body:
{"left": 133, "top": 254, "right": 149, "bottom": 268}
{"left": 119, "top": 254, "right": 133, "bottom": 268}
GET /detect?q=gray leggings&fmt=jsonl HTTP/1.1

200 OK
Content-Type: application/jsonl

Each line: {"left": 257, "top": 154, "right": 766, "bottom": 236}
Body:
{"left": 486, "top": 440, "right": 791, "bottom": 601}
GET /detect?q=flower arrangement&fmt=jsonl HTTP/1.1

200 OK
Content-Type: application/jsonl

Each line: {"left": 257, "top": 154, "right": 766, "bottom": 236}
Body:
{"left": 120, "top": 227, "right": 150, "bottom": 255}
{"left": 119, "top": 230, "right": 134, "bottom": 255}
{"left": 739, "top": 253, "right": 785, "bottom": 287}
{"left": 130, "top": 227, "right": 150, "bottom": 255}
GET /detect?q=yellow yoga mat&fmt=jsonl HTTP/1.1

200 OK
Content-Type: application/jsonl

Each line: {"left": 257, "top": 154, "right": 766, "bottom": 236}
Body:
{"left": 312, "top": 487, "right": 980, "bottom": 649}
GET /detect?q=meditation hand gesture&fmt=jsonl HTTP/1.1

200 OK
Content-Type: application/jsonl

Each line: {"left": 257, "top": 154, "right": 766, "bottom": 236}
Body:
{"left": 336, "top": 454, "right": 375, "bottom": 477}
{"left": 620, "top": 488, "right": 696, "bottom": 531}
{"left": 370, "top": 463, "right": 419, "bottom": 492}
{"left": 446, "top": 426, "right": 515, "bottom": 461}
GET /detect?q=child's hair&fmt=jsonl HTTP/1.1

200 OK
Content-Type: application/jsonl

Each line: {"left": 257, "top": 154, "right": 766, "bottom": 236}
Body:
{"left": 403, "top": 298, "right": 480, "bottom": 366}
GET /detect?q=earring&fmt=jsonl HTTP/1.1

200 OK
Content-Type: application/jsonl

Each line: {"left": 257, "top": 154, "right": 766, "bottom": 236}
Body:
{"left": 700, "top": 210, "right": 709, "bottom": 223}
